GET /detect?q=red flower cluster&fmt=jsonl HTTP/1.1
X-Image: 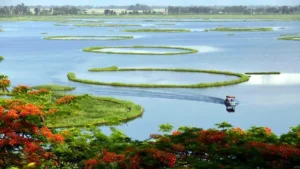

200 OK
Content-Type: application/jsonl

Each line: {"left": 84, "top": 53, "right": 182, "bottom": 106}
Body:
{"left": 0, "top": 78, "right": 10, "bottom": 88}
{"left": 28, "top": 88, "right": 51, "bottom": 95}
{"left": 47, "top": 108, "right": 58, "bottom": 114}
{"left": 0, "top": 100, "right": 64, "bottom": 167}
{"left": 264, "top": 127, "right": 272, "bottom": 135}
{"left": 231, "top": 127, "right": 244, "bottom": 135}
{"left": 246, "top": 141, "right": 300, "bottom": 159}
{"left": 12, "top": 85, "right": 30, "bottom": 94}
{"left": 56, "top": 95, "right": 77, "bottom": 105}
{"left": 84, "top": 150, "right": 124, "bottom": 169}
{"left": 172, "top": 130, "right": 182, "bottom": 136}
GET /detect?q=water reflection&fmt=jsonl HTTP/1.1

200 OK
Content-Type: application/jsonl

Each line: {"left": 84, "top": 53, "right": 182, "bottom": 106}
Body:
{"left": 246, "top": 73, "right": 300, "bottom": 85}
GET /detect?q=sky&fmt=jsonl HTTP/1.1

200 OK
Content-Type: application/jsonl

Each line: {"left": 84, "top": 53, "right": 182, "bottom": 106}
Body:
{"left": 0, "top": 0, "right": 300, "bottom": 6}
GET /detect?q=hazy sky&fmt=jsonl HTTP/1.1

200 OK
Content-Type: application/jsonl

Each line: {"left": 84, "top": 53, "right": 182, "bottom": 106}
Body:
{"left": 0, "top": 0, "right": 300, "bottom": 6}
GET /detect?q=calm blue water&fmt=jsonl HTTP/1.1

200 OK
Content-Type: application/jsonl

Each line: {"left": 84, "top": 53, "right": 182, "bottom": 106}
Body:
{"left": 1, "top": 19, "right": 300, "bottom": 139}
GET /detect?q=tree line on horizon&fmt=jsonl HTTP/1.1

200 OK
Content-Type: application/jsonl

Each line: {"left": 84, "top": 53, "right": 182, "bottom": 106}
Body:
{"left": 0, "top": 3, "right": 300, "bottom": 15}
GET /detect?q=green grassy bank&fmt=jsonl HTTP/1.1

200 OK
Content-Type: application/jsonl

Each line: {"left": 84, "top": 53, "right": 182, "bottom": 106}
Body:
{"left": 31, "top": 84, "right": 76, "bottom": 91}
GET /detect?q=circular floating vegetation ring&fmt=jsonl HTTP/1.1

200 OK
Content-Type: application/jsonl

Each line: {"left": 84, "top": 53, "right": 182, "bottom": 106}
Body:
{"left": 278, "top": 35, "right": 300, "bottom": 41}
{"left": 44, "top": 36, "right": 134, "bottom": 41}
{"left": 83, "top": 46, "right": 198, "bottom": 55}
{"left": 67, "top": 66, "right": 250, "bottom": 88}
{"left": 121, "top": 28, "right": 191, "bottom": 33}
{"left": 206, "top": 27, "right": 273, "bottom": 32}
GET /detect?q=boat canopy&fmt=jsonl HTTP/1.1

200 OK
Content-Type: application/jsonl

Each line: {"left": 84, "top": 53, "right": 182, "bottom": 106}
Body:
{"left": 226, "top": 96, "right": 235, "bottom": 98}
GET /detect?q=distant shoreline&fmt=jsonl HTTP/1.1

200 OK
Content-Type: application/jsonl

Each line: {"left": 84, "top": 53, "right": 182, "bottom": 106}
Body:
{"left": 1, "top": 14, "right": 300, "bottom": 21}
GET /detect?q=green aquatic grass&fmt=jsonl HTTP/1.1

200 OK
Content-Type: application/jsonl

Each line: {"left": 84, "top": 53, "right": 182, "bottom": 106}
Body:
{"left": 74, "top": 23, "right": 142, "bottom": 27}
{"left": 68, "top": 66, "right": 250, "bottom": 88}
{"left": 83, "top": 46, "right": 198, "bottom": 55}
{"left": 0, "top": 56, "right": 4, "bottom": 62}
{"left": 122, "top": 28, "right": 191, "bottom": 33}
{"left": 0, "top": 28, "right": 3, "bottom": 32}
{"left": 43, "top": 36, "right": 134, "bottom": 41}
{"left": 206, "top": 27, "right": 273, "bottom": 32}
{"left": 89, "top": 66, "right": 119, "bottom": 71}
{"left": 31, "top": 84, "right": 76, "bottom": 91}
{"left": 280, "top": 34, "right": 299, "bottom": 36}
{"left": 278, "top": 35, "right": 300, "bottom": 41}
{"left": 245, "top": 72, "right": 281, "bottom": 75}
{"left": 227, "top": 34, "right": 235, "bottom": 36}
{"left": 40, "top": 32, "right": 48, "bottom": 34}
{"left": 46, "top": 94, "right": 143, "bottom": 128}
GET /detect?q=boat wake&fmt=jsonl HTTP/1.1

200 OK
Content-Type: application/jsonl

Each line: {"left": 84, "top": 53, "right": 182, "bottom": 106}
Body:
{"left": 74, "top": 87, "right": 225, "bottom": 105}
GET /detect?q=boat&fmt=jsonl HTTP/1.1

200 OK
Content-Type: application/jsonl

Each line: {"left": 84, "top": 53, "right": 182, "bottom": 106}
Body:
{"left": 224, "top": 96, "right": 236, "bottom": 112}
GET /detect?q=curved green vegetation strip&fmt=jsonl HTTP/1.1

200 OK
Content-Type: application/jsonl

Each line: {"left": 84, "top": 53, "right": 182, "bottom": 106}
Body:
{"left": 0, "top": 28, "right": 3, "bottom": 32}
{"left": 206, "top": 27, "right": 273, "bottom": 32}
{"left": 0, "top": 56, "right": 4, "bottom": 62}
{"left": 31, "top": 84, "right": 76, "bottom": 91}
{"left": 44, "top": 36, "right": 134, "bottom": 41}
{"left": 245, "top": 72, "right": 280, "bottom": 75}
{"left": 278, "top": 35, "right": 300, "bottom": 41}
{"left": 74, "top": 23, "right": 142, "bottom": 27}
{"left": 68, "top": 66, "right": 250, "bottom": 88}
{"left": 122, "top": 28, "right": 191, "bottom": 33}
{"left": 83, "top": 46, "right": 198, "bottom": 55}
{"left": 47, "top": 94, "right": 143, "bottom": 128}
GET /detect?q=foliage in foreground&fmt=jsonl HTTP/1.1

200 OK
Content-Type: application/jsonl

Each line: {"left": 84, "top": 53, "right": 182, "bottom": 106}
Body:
{"left": 1, "top": 86, "right": 300, "bottom": 169}
{"left": 8, "top": 85, "right": 143, "bottom": 128}
{"left": 0, "top": 99, "right": 64, "bottom": 168}
{"left": 83, "top": 123, "right": 300, "bottom": 169}
{"left": 3, "top": 115, "right": 300, "bottom": 169}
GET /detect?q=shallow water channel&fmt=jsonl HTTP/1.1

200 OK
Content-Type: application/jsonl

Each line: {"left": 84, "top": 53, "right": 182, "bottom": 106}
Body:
{"left": 0, "top": 19, "right": 300, "bottom": 139}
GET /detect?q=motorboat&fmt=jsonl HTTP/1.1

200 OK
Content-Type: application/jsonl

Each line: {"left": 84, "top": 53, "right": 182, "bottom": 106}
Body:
{"left": 224, "top": 96, "right": 236, "bottom": 112}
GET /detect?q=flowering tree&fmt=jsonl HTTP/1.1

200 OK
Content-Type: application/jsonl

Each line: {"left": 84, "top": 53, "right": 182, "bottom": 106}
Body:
{"left": 84, "top": 124, "right": 300, "bottom": 169}
{"left": 0, "top": 99, "right": 64, "bottom": 168}
{"left": 0, "top": 75, "right": 10, "bottom": 92}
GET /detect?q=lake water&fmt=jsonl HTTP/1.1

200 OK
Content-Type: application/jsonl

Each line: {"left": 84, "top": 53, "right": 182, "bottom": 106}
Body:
{"left": 0, "top": 19, "right": 300, "bottom": 140}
